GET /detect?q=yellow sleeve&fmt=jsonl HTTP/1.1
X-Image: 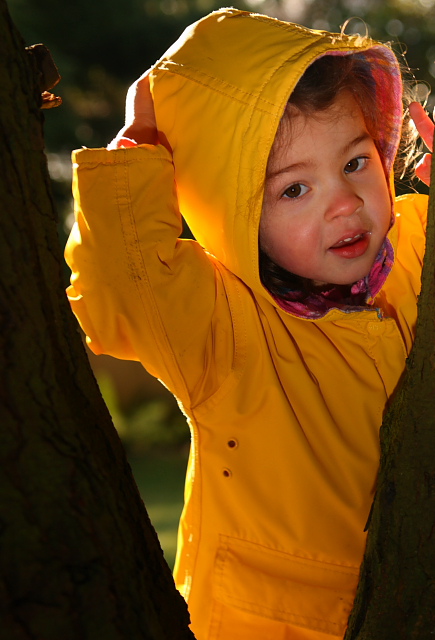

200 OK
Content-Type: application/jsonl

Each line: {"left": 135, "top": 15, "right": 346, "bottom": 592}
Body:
{"left": 65, "top": 145, "right": 233, "bottom": 407}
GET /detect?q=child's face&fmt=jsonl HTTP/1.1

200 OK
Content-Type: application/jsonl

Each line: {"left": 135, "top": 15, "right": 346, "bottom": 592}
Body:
{"left": 260, "top": 91, "right": 391, "bottom": 287}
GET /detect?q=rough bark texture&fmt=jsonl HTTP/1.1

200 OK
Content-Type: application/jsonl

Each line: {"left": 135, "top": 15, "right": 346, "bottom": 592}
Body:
{"left": 344, "top": 137, "right": 435, "bottom": 637}
{"left": 0, "top": 1, "right": 195, "bottom": 638}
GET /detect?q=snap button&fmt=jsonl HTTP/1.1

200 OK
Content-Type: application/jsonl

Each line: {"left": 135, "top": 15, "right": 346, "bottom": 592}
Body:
{"left": 227, "top": 439, "right": 238, "bottom": 449}
{"left": 223, "top": 468, "right": 232, "bottom": 478}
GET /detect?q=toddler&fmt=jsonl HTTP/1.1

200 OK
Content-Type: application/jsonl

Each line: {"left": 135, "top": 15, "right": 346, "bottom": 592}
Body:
{"left": 66, "top": 9, "right": 433, "bottom": 639}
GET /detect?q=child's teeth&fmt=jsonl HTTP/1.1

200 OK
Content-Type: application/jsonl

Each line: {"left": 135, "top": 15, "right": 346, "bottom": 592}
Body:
{"left": 341, "top": 233, "right": 362, "bottom": 244}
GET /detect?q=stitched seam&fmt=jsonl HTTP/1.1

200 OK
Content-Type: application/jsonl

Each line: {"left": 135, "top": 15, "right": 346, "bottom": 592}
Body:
{"left": 156, "top": 60, "right": 276, "bottom": 109}
{"left": 191, "top": 267, "right": 248, "bottom": 412}
{"left": 220, "top": 595, "right": 344, "bottom": 629}
{"left": 220, "top": 534, "right": 360, "bottom": 573}
{"left": 77, "top": 155, "right": 171, "bottom": 168}
{"left": 115, "top": 154, "right": 191, "bottom": 405}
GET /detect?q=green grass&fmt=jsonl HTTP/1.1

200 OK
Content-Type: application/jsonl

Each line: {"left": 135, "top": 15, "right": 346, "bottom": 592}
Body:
{"left": 128, "top": 450, "right": 188, "bottom": 569}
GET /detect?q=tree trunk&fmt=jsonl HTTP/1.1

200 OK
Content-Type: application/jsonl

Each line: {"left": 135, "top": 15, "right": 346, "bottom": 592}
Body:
{"left": 344, "top": 139, "right": 435, "bottom": 635}
{"left": 0, "top": 1, "right": 195, "bottom": 638}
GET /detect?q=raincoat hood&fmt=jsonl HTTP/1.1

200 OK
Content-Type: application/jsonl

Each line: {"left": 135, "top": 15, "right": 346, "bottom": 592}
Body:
{"left": 149, "top": 8, "right": 402, "bottom": 303}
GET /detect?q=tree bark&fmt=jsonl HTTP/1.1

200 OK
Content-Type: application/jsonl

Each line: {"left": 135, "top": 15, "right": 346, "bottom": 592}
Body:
{"left": 0, "top": 1, "right": 195, "bottom": 638}
{"left": 344, "top": 139, "right": 435, "bottom": 635}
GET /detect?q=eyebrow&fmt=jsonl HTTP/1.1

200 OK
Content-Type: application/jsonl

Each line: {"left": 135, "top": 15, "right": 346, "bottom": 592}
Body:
{"left": 267, "top": 131, "right": 373, "bottom": 179}
{"left": 267, "top": 159, "right": 312, "bottom": 179}
{"left": 341, "top": 132, "right": 372, "bottom": 156}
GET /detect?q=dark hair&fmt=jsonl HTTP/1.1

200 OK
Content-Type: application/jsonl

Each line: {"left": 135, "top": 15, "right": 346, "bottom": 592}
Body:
{"left": 259, "top": 53, "right": 417, "bottom": 300}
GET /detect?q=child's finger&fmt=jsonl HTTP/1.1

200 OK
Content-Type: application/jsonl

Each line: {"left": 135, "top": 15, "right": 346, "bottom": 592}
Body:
{"left": 409, "top": 102, "right": 434, "bottom": 152}
{"left": 107, "top": 136, "right": 137, "bottom": 150}
{"left": 415, "top": 152, "right": 432, "bottom": 186}
{"left": 125, "top": 73, "right": 156, "bottom": 131}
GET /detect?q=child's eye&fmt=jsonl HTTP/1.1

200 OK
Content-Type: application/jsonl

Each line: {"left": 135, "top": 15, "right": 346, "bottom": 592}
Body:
{"left": 283, "top": 183, "right": 309, "bottom": 199}
{"left": 345, "top": 156, "right": 368, "bottom": 174}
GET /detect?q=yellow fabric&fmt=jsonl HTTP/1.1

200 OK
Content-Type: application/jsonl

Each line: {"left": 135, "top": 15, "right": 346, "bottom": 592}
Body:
{"left": 65, "top": 9, "right": 428, "bottom": 640}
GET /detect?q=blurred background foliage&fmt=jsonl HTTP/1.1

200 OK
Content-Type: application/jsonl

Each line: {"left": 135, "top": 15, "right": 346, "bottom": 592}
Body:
{"left": 9, "top": 0, "right": 435, "bottom": 250}
{"left": 9, "top": 0, "right": 435, "bottom": 152}
{"left": 8, "top": 0, "right": 435, "bottom": 566}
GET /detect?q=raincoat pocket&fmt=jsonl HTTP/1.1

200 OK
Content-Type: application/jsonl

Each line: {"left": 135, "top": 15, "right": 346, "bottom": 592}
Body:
{"left": 209, "top": 535, "right": 360, "bottom": 638}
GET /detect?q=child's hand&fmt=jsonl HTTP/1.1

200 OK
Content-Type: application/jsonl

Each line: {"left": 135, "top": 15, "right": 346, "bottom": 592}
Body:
{"left": 409, "top": 101, "right": 434, "bottom": 185}
{"left": 108, "top": 72, "right": 160, "bottom": 149}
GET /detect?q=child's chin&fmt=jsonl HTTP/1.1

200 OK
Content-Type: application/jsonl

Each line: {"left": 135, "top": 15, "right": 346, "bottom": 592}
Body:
{"left": 311, "top": 273, "right": 367, "bottom": 288}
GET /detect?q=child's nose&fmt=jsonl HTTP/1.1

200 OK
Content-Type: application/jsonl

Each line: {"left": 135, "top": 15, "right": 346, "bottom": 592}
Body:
{"left": 324, "top": 185, "right": 363, "bottom": 220}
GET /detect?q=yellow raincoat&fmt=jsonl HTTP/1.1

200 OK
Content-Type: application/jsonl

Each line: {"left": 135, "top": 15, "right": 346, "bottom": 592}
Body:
{"left": 65, "top": 9, "right": 428, "bottom": 639}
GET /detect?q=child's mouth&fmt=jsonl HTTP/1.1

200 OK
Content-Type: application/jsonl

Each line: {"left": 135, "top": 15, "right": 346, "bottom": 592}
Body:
{"left": 329, "top": 232, "right": 370, "bottom": 259}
